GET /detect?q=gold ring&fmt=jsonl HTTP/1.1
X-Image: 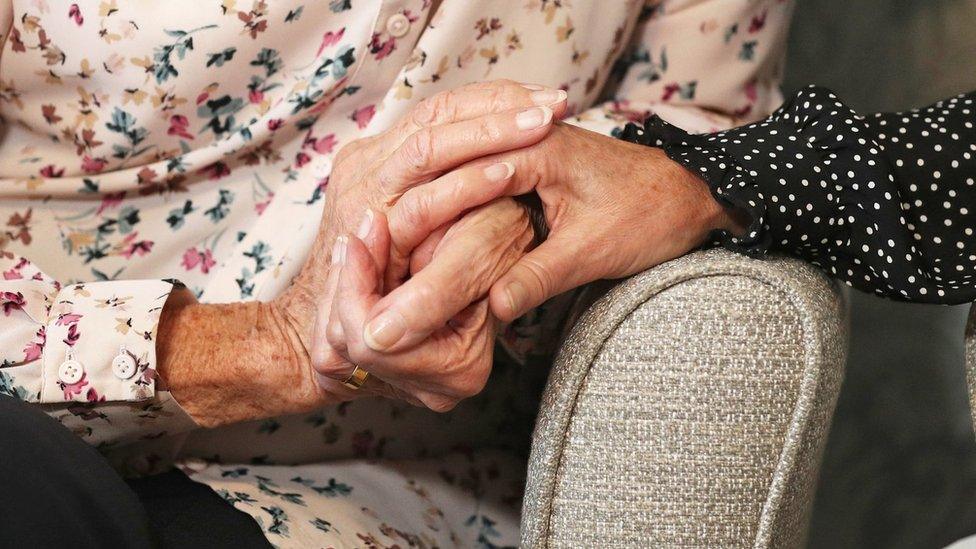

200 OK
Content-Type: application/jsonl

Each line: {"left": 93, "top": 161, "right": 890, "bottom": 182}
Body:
{"left": 341, "top": 365, "right": 370, "bottom": 390}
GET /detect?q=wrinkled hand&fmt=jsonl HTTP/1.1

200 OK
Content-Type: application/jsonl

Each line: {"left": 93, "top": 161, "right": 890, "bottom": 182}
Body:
{"left": 273, "top": 79, "right": 566, "bottom": 393}
{"left": 158, "top": 80, "right": 566, "bottom": 426}
{"left": 492, "top": 123, "right": 746, "bottom": 320}
{"left": 358, "top": 122, "right": 745, "bottom": 352}
{"left": 312, "top": 199, "right": 533, "bottom": 412}
{"left": 280, "top": 80, "right": 565, "bottom": 333}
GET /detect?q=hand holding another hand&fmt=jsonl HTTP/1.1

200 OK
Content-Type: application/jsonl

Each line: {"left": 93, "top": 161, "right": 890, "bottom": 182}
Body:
{"left": 158, "top": 80, "right": 568, "bottom": 425}
{"left": 313, "top": 199, "right": 533, "bottom": 412}
{"left": 343, "top": 122, "right": 747, "bottom": 370}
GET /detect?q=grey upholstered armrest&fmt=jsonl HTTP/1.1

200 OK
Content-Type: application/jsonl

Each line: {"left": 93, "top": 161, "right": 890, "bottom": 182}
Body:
{"left": 521, "top": 249, "right": 848, "bottom": 548}
{"left": 965, "top": 306, "right": 976, "bottom": 432}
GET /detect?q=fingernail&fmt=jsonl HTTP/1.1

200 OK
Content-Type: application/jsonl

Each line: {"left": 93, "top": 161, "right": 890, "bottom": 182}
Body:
{"left": 504, "top": 281, "right": 527, "bottom": 316}
{"left": 516, "top": 106, "right": 553, "bottom": 131}
{"left": 331, "top": 236, "right": 347, "bottom": 265}
{"left": 484, "top": 161, "right": 515, "bottom": 182}
{"left": 530, "top": 89, "right": 567, "bottom": 106}
{"left": 357, "top": 209, "right": 373, "bottom": 239}
{"left": 364, "top": 310, "right": 406, "bottom": 351}
{"left": 521, "top": 83, "right": 545, "bottom": 91}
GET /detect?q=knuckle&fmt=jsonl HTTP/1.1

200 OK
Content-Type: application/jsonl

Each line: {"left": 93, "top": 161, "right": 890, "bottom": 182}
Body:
{"left": 422, "top": 394, "right": 459, "bottom": 414}
{"left": 408, "top": 277, "right": 439, "bottom": 304}
{"left": 484, "top": 85, "right": 506, "bottom": 112}
{"left": 325, "top": 321, "right": 345, "bottom": 352}
{"left": 346, "top": 341, "right": 373, "bottom": 366}
{"left": 520, "top": 256, "right": 555, "bottom": 296}
{"left": 488, "top": 79, "right": 523, "bottom": 108}
{"left": 450, "top": 355, "right": 491, "bottom": 399}
{"left": 446, "top": 175, "right": 472, "bottom": 206}
{"left": 312, "top": 352, "right": 346, "bottom": 378}
{"left": 375, "top": 168, "right": 399, "bottom": 195}
{"left": 412, "top": 90, "right": 454, "bottom": 127}
{"left": 410, "top": 96, "right": 439, "bottom": 128}
{"left": 397, "top": 191, "right": 432, "bottom": 230}
{"left": 399, "top": 128, "right": 435, "bottom": 173}
{"left": 335, "top": 137, "right": 364, "bottom": 163}
{"left": 486, "top": 78, "right": 517, "bottom": 95}
{"left": 474, "top": 117, "right": 503, "bottom": 144}
{"left": 451, "top": 376, "right": 485, "bottom": 400}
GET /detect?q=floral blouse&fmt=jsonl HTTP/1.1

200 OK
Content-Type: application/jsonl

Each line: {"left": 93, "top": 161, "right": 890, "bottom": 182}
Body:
{"left": 0, "top": 0, "right": 793, "bottom": 545}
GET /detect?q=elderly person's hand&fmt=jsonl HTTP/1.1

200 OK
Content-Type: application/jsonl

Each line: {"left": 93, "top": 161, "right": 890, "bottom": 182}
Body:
{"left": 345, "top": 122, "right": 746, "bottom": 354}
{"left": 277, "top": 79, "right": 566, "bottom": 352}
{"left": 486, "top": 122, "right": 746, "bottom": 321}
{"left": 159, "top": 80, "right": 567, "bottom": 426}
{"left": 312, "top": 198, "right": 533, "bottom": 412}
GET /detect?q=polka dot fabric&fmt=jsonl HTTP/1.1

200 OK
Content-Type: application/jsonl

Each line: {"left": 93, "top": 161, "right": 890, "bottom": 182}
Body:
{"left": 621, "top": 86, "right": 976, "bottom": 304}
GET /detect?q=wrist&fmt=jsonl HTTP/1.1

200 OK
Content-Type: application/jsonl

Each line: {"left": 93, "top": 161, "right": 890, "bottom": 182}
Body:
{"left": 157, "top": 296, "right": 322, "bottom": 428}
{"left": 653, "top": 148, "right": 749, "bottom": 239}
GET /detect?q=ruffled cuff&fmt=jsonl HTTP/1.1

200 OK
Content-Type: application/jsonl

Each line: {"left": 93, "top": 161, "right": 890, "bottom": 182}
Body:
{"left": 619, "top": 86, "right": 874, "bottom": 261}
{"left": 620, "top": 117, "right": 770, "bottom": 256}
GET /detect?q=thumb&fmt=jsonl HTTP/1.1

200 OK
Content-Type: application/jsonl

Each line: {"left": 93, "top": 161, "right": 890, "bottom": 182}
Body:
{"left": 489, "top": 231, "right": 592, "bottom": 322}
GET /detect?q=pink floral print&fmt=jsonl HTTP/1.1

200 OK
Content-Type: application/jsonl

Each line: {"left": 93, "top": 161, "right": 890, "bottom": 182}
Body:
{"left": 0, "top": 0, "right": 793, "bottom": 545}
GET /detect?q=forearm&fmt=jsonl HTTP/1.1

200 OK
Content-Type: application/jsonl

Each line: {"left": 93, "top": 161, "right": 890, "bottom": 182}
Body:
{"left": 622, "top": 86, "right": 976, "bottom": 304}
{"left": 156, "top": 293, "right": 325, "bottom": 428}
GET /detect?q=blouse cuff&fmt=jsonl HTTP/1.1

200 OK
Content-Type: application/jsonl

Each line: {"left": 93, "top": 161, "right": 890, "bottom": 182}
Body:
{"left": 620, "top": 86, "right": 868, "bottom": 260}
{"left": 38, "top": 279, "right": 178, "bottom": 404}
{"left": 621, "top": 117, "right": 771, "bottom": 256}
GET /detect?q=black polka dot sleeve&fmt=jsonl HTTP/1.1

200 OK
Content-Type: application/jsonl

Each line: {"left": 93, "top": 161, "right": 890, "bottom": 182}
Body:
{"left": 620, "top": 86, "right": 976, "bottom": 304}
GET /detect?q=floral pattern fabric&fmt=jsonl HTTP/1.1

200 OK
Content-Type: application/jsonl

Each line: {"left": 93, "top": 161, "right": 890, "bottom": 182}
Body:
{"left": 0, "top": 0, "right": 793, "bottom": 545}
{"left": 183, "top": 449, "right": 526, "bottom": 548}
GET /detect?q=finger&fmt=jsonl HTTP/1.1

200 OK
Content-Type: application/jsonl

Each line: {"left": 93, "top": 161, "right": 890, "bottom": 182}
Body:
{"left": 409, "top": 224, "right": 449, "bottom": 275}
{"left": 385, "top": 161, "right": 515, "bottom": 288}
{"left": 362, "top": 202, "right": 531, "bottom": 352}
{"left": 337, "top": 241, "right": 499, "bottom": 403}
{"left": 315, "top": 360, "right": 409, "bottom": 403}
{"left": 315, "top": 236, "right": 349, "bottom": 362}
{"left": 333, "top": 235, "right": 385, "bottom": 360}
{"left": 376, "top": 106, "right": 556, "bottom": 196}
{"left": 329, "top": 237, "right": 425, "bottom": 394}
{"left": 317, "top": 236, "right": 407, "bottom": 403}
{"left": 390, "top": 79, "right": 569, "bottom": 147}
{"left": 327, "top": 208, "right": 390, "bottom": 348}
{"left": 489, "top": 231, "right": 594, "bottom": 323}
{"left": 353, "top": 208, "right": 391, "bottom": 286}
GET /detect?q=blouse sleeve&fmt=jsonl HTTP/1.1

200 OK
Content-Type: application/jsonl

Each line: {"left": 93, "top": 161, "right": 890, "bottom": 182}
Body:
{"left": 0, "top": 253, "right": 196, "bottom": 447}
{"left": 620, "top": 85, "right": 976, "bottom": 304}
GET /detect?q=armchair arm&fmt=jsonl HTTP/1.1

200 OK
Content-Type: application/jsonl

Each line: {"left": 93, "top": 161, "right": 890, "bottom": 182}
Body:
{"left": 965, "top": 306, "right": 976, "bottom": 433}
{"left": 522, "top": 248, "right": 848, "bottom": 548}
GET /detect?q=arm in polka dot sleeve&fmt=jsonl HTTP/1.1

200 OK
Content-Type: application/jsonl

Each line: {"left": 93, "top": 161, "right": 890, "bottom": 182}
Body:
{"left": 0, "top": 253, "right": 196, "bottom": 446}
{"left": 621, "top": 86, "right": 976, "bottom": 304}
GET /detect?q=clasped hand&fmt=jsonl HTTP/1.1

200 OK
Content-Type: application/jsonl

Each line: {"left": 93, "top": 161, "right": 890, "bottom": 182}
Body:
{"left": 286, "top": 79, "right": 743, "bottom": 414}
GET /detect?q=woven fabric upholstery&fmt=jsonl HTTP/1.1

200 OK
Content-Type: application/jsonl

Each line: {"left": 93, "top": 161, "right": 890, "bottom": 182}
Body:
{"left": 521, "top": 249, "right": 848, "bottom": 548}
{"left": 965, "top": 306, "right": 976, "bottom": 432}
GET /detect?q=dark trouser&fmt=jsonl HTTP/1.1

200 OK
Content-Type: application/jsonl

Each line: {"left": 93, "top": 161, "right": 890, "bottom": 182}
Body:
{"left": 0, "top": 395, "right": 269, "bottom": 549}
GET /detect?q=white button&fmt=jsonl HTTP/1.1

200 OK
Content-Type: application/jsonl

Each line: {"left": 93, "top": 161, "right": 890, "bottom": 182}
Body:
{"left": 386, "top": 13, "right": 410, "bottom": 38}
{"left": 112, "top": 352, "right": 137, "bottom": 380}
{"left": 57, "top": 358, "right": 84, "bottom": 384}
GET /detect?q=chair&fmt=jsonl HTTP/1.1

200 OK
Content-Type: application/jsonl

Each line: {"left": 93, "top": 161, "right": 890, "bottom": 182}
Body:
{"left": 522, "top": 248, "right": 848, "bottom": 547}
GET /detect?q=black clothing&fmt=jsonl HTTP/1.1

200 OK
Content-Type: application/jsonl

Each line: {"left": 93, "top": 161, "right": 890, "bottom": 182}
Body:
{"left": 623, "top": 86, "right": 976, "bottom": 303}
{"left": 0, "top": 395, "right": 269, "bottom": 549}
